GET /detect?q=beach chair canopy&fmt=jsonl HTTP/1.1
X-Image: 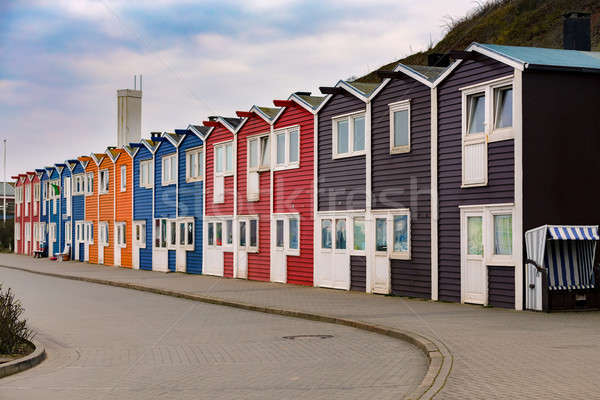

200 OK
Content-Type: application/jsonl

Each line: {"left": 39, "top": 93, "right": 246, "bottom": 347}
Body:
{"left": 525, "top": 225, "right": 599, "bottom": 291}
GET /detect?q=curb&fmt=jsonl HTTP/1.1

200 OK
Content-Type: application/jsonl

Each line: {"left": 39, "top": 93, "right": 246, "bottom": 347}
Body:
{"left": 0, "top": 340, "right": 46, "bottom": 379}
{"left": 0, "top": 264, "right": 450, "bottom": 399}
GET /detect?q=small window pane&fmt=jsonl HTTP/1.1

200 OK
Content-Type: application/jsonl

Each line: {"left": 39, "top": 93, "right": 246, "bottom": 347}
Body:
{"left": 155, "top": 219, "right": 161, "bottom": 247}
{"left": 171, "top": 156, "right": 176, "bottom": 180}
{"left": 226, "top": 219, "right": 233, "bottom": 245}
{"left": 198, "top": 151, "right": 204, "bottom": 178}
{"left": 289, "top": 218, "right": 299, "bottom": 249}
{"left": 249, "top": 139, "right": 258, "bottom": 168}
{"left": 179, "top": 222, "right": 185, "bottom": 245}
{"left": 321, "top": 219, "right": 332, "bottom": 249}
{"left": 467, "top": 216, "right": 483, "bottom": 255}
{"left": 208, "top": 223, "right": 214, "bottom": 246}
{"left": 136, "top": 225, "right": 140, "bottom": 242}
{"left": 353, "top": 116, "right": 365, "bottom": 152}
{"left": 225, "top": 144, "right": 233, "bottom": 172}
{"left": 260, "top": 136, "right": 270, "bottom": 167}
{"left": 289, "top": 130, "right": 299, "bottom": 163}
{"left": 376, "top": 218, "right": 387, "bottom": 251}
{"left": 187, "top": 222, "right": 193, "bottom": 245}
{"left": 276, "top": 220, "right": 284, "bottom": 248}
{"left": 353, "top": 217, "right": 365, "bottom": 251}
{"left": 277, "top": 134, "right": 285, "bottom": 164}
{"left": 393, "top": 215, "right": 409, "bottom": 252}
{"left": 239, "top": 221, "right": 246, "bottom": 247}
{"left": 170, "top": 221, "right": 176, "bottom": 245}
{"left": 335, "top": 219, "right": 346, "bottom": 250}
{"left": 494, "top": 214, "right": 512, "bottom": 255}
{"left": 337, "top": 119, "right": 349, "bottom": 154}
{"left": 250, "top": 219, "right": 258, "bottom": 247}
{"left": 161, "top": 220, "right": 167, "bottom": 248}
{"left": 216, "top": 222, "right": 222, "bottom": 246}
{"left": 467, "top": 94, "right": 485, "bottom": 134}
{"left": 216, "top": 146, "right": 224, "bottom": 173}
{"left": 495, "top": 87, "right": 512, "bottom": 129}
{"left": 393, "top": 110, "right": 409, "bottom": 147}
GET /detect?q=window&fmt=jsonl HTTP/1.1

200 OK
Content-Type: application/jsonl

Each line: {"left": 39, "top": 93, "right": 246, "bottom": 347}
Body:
{"left": 140, "top": 160, "right": 153, "bottom": 188}
{"left": 467, "top": 216, "right": 483, "bottom": 256}
{"left": 65, "top": 222, "right": 71, "bottom": 243}
{"left": 248, "top": 135, "right": 270, "bottom": 171}
{"left": 134, "top": 221, "right": 146, "bottom": 248}
{"left": 73, "top": 175, "right": 85, "bottom": 195}
{"left": 86, "top": 172, "right": 94, "bottom": 195}
{"left": 375, "top": 218, "right": 387, "bottom": 252}
{"left": 216, "top": 222, "right": 223, "bottom": 246}
{"left": 186, "top": 221, "right": 193, "bottom": 246}
{"left": 276, "top": 219, "right": 284, "bottom": 248}
{"left": 207, "top": 222, "right": 214, "bottom": 246}
{"left": 116, "top": 222, "right": 126, "bottom": 247}
{"left": 215, "top": 142, "right": 233, "bottom": 176}
{"left": 179, "top": 222, "right": 186, "bottom": 246}
{"left": 176, "top": 218, "right": 194, "bottom": 250}
{"left": 274, "top": 127, "right": 300, "bottom": 169}
{"left": 154, "top": 218, "right": 168, "bottom": 249}
{"left": 389, "top": 100, "right": 410, "bottom": 154}
{"left": 392, "top": 215, "right": 409, "bottom": 254}
{"left": 493, "top": 214, "right": 512, "bottom": 256}
{"left": 274, "top": 215, "right": 300, "bottom": 254}
{"left": 120, "top": 166, "right": 126, "bottom": 192}
{"left": 353, "top": 217, "right": 365, "bottom": 251}
{"left": 467, "top": 93, "right": 485, "bottom": 134}
{"left": 226, "top": 219, "right": 233, "bottom": 245}
{"left": 99, "top": 170, "right": 109, "bottom": 194}
{"left": 99, "top": 222, "right": 109, "bottom": 246}
{"left": 321, "top": 219, "right": 332, "bottom": 249}
{"left": 64, "top": 177, "right": 71, "bottom": 217}
{"left": 238, "top": 217, "right": 259, "bottom": 251}
{"left": 373, "top": 210, "right": 411, "bottom": 259}
{"left": 494, "top": 86, "right": 512, "bottom": 130}
{"left": 34, "top": 183, "right": 40, "bottom": 201}
{"left": 332, "top": 112, "right": 366, "bottom": 158}
{"left": 288, "top": 218, "right": 299, "bottom": 250}
{"left": 162, "top": 154, "right": 177, "bottom": 186}
{"left": 186, "top": 148, "right": 204, "bottom": 182}
{"left": 169, "top": 220, "right": 177, "bottom": 248}
{"left": 335, "top": 218, "right": 346, "bottom": 250}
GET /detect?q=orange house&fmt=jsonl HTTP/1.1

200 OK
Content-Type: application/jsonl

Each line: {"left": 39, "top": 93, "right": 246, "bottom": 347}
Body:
{"left": 113, "top": 146, "right": 135, "bottom": 268}
{"left": 79, "top": 155, "right": 99, "bottom": 264}
{"left": 95, "top": 150, "right": 115, "bottom": 266}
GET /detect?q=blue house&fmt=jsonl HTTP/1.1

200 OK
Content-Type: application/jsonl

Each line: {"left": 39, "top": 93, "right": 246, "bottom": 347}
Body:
{"left": 46, "top": 166, "right": 63, "bottom": 257}
{"left": 35, "top": 168, "right": 48, "bottom": 250}
{"left": 175, "top": 125, "right": 208, "bottom": 274}
{"left": 133, "top": 138, "right": 159, "bottom": 270}
{"left": 57, "top": 163, "right": 72, "bottom": 258}
{"left": 67, "top": 159, "right": 86, "bottom": 261}
{"left": 153, "top": 132, "right": 183, "bottom": 272}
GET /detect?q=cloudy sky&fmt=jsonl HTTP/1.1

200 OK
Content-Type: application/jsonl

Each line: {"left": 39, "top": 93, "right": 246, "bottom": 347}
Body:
{"left": 0, "top": 0, "right": 476, "bottom": 178}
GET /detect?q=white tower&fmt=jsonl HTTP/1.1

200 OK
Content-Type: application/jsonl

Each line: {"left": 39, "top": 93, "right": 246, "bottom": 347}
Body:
{"left": 117, "top": 82, "right": 142, "bottom": 147}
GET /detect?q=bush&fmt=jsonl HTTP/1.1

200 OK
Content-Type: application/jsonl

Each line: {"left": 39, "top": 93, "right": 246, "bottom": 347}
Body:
{"left": 0, "top": 284, "right": 33, "bottom": 354}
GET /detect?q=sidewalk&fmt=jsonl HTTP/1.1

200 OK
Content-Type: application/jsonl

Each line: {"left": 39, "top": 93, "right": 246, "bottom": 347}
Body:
{"left": 2, "top": 254, "right": 600, "bottom": 399}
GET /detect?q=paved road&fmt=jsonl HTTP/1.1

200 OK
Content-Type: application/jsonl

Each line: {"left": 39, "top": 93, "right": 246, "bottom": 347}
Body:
{"left": 0, "top": 267, "right": 425, "bottom": 400}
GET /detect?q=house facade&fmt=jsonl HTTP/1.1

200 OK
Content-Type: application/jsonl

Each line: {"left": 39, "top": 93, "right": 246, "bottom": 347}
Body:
{"left": 114, "top": 146, "right": 136, "bottom": 268}
{"left": 46, "top": 166, "right": 63, "bottom": 257}
{"left": 80, "top": 155, "right": 98, "bottom": 263}
{"left": 95, "top": 152, "right": 114, "bottom": 265}
{"left": 69, "top": 159, "right": 87, "bottom": 261}
{"left": 12, "top": 174, "right": 24, "bottom": 254}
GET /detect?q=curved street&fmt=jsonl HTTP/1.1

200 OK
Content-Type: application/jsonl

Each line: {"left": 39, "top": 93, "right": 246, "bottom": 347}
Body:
{"left": 0, "top": 267, "right": 426, "bottom": 400}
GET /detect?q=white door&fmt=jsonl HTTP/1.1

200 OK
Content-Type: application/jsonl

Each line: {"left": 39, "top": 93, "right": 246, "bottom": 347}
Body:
{"left": 238, "top": 249, "right": 248, "bottom": 279}
{"left": 315, "top": 217, "right": 350, "bottom": 290}
{"left": 204, "top": 247, "right": 224, "bottom": 276}
{"left": 49, "top": 223, "right": 56, "bottom": 257}
{"left": 98, "top": 242, "right": 104, "bottom": 264}
{"left": 98, "top": 223, "right": 105, "bottom": 264}
{"left": 462, "top": 210, "right": 487, "bottom": 305}
{"left": 373, "top": 216, "right": 391, "bottom": 294}
{"left": 270, "top": 218, "right": 286, "bottom": 283}
{"left": 176, "top": 221, "right": 186, "bottom": 272}
{"left": 114, "top": 223, "right": 121, "bottom": 267}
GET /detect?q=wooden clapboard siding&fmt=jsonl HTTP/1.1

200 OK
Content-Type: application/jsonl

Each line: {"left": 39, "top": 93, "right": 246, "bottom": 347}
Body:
{"left": 273, "top": 102, "right": 315, "bottom": 286}
{"left": 437, "top": 54, "right": 515, "bottom": 302}
{"left": 81, "top": 157, "right": 99, "bottom": 264}
{"left": 178, "top": 132, "right": 204, "bottom": 274}
{"left": 133, "top": 146, "right": 153, "bottom": 270}
{"left": 155, "top": 140, "right": 177, "bottom": 271}
{"left": 488, "top": 266, "right": 515, "bottom": 309}
{"left": 318, "top": 93, "right": 366, "bottom": 211}
{"left": 115, "top": 151, "right": 133, "bottom": 268}
{"left": 205, "top": 126, "right": 234, "bottom": 217}
{"left": 98, "top": 155, "right": 115, "bottom": 266}
{"left": 38, "top": 170, "right": 48, "bottom": 249}
{"left": 60, "top": 166, "right": 72, "bottom": 255}
{"left": 372, "top": 76, "right": 432, "bottom": 299}
{"left": 48, "top": 168, "right": 62, "bottom": 257}
{"left": 30, "top": 173, "right": 40, "bottom": 253}
{"left": 350, "top": 255, "right": 367, "bottom": 291}
{"left": 13, "top": 177, "right": 23, "bottom": 254}
{"left": 223, "top": 251, "right": 234, "bottom": 278}
{"left": 237, "top": 114, "right": 271, "bottom": 282}
{"left": 71, "top": 162, "right": 86, "bottom": 261}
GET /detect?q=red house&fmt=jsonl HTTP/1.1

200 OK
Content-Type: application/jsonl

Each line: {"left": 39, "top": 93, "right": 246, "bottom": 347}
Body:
{"left": 26, "top": 171, "right": 41, "bottom": 255}
{"left": 202, "top": 116, "right": 242, "bottom": 278}
{"left": 235, "top": 106, "right": 280, "bottom": 281}
{"left": 270, "top": 93, "right": 325, "bottom": 285}
{"left": 12, "top": 174, "right": 26, "bottom": 254}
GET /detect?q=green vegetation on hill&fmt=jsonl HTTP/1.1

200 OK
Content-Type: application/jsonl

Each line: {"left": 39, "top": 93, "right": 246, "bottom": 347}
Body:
{"left": 356, "top": 0, "right": 600, "bottom": 83}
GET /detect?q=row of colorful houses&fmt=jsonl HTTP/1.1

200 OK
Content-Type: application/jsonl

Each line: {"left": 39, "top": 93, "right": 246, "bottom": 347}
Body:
{"left": 13, "top": 29, "right": 600, "bottom": 310}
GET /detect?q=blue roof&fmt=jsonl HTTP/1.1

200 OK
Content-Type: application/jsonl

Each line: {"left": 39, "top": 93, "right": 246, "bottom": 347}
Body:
{"left": 476, "top": 43, "right": 600, "bottom": 71}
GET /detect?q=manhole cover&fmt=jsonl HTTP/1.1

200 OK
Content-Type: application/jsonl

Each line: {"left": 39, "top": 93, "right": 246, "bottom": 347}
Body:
{"left": 282, "top": 334, "right": 334, "bottom": 340}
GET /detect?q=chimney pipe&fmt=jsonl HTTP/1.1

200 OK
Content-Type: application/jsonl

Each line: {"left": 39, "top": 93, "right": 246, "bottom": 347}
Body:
{"left": 563, "top": 12, "right": 591, "bottom": 51}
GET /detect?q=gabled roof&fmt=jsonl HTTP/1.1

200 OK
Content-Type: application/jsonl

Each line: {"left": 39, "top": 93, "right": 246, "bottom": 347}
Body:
{"left": 188, "top": 124, "right": 211, "bottom": 139}
{"left": 345, "top": 81, "right": 380, "bottom": 97}
{"left": 294, "top": 93, "right": 326, "bottom": 109}
{"left": 123, "top": 144, "right": 139, "bottom": 158}
{"left": 203, "top": 116, "right": 243, "bottom": 139}
{"left": 106, "top": 147, "right": 122, "bottom": 162}
{"left": 141, "top": 138, "right": 160, "bottom": 154}
{"left": 222, "top": 117, "right": 243, "bottom": 131}
{"left": 91, "top": 153, "right": 106, "bottom": 166}
{"left": 256, "top": 107, "right": 280, "bottom": 119}
{"left": 472, "top": 43, "right": 600, "bottom": 72}
{"left": 162, "top": 132, "right": 185, "bottom": 147}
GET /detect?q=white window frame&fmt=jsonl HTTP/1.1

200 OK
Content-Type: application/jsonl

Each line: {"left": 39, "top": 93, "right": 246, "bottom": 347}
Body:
{"left": 168, "top": 219, "right": 177, "bottom": 250}
{"left": 15, "top": 222, "right": 20, "bottom": 240}
{"left": 73, "top": 174, "right": 84, "bottom": 195}
{"left": 272, "top": 213, "right": 300, "bottom": 256}
{"left": 98, "top": 169, "right": 109, "bottom": 194}
{"left": 273, "top": 127, "right": 300, "bottom": 170}
{"left": 350, "top": 215, "right": 366, "bottom": 255}
{"left": 85, "top": 172, "right": 94, "bottom": 195}
{"left": 238, "top": 215, "right": 259, "bottom": 253}
{"left": 485, "top": 205, "right": 516, "bottom": 266}
{"left": 248, "top": 134, "right": 270, "bottom": 172}
{"left": 373, "top": 209, "right": 411, "bottom": 260}
{"left": 64, "top": 176, "right": 71, "bottom": 217}
{"left": 154, "top": 218, "right": 168, "bottom": 249}
{"left": 115, "top": 222, "right": 126, "bottom": 248}
{"left": 177, "top": 217, "right": 195, "bottom": 251}
{"left": 99, "top": 222, "right": 109, "bottom": 247}
{"left": 120, "top": 165, "right": 127, "bottom": 192}
{"left": 319, "top": 216, "right": 348, "bottom": 254}
{"left": 332, "top": 111, "right": 366, "bottom": 159}
{"left": 24, "top": 185, "right": 30, "bottom": 216}
{"left": 214, "top": 141, "right": 234, "bottom": 177}
{"left": 133, "top": 221, "right": 146, "bottom": 248}
{"left": 186, "top": 147, "right": 204, "bottom": 183}
{"left": 65, "top": 221, "right": 71, "bottom": 243}
{"left": 161, "top": 153, "right": 177, "bottom": 186}
{"left": 389, "top": 99, "right": 411, "bottom": 154}
{"left": 139, "top": 160, "right": 153, "bottom": 189}
{"left": 205, "top": 216, "right": 234, "bottom": 249}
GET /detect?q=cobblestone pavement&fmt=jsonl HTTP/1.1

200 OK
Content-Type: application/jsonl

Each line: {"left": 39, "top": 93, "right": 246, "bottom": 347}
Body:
{"left": 0, "top": 267, "right": 425, "bottom": 400}
{"left": 3, "top": 254, "right": 600, "bottom": 398}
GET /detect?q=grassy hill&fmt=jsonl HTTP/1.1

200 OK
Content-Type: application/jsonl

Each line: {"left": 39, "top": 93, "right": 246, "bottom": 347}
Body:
{"left": 356, "top": 0, "right": 600, "bottom": 83}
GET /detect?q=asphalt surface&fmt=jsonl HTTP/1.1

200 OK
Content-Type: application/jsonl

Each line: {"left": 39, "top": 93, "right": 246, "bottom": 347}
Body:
{"left": 0, "top": 267, "right": 426, "bottom": 400}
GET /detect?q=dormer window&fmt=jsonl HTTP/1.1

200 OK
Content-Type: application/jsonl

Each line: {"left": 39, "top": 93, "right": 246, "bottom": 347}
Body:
{"left": 494, "top": 86, "right": 512, "bottom": 129}
{"left": 248, "top": 135, "right": 270, "bottom": 171}
{"left": 215, "top": 142, "right": 233, "bottom": 176}
{"left": 467, "top": 93, "right": 485, "bottom": 134}
{"left": 389, "top": 100, "right": 411, "bottom": 154}
{"left": 332, "top": 111, "right": 366, "bottom": 158}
